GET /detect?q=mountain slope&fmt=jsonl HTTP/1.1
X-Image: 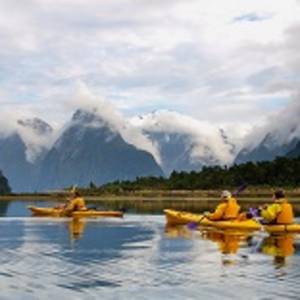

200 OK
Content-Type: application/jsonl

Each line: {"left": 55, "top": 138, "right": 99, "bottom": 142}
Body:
{"left": 287, "top": 141, "right": 300, "bottom": 158}
{"left": 0, "top": 170, "right": 11, "bottom": 194}
{"left": 235, "top": 100, "right": 300, "bottom": 164}
{"left": 0, "top": 118, "right": 53, "bottom": 192}
{"left": 146, "top": 131, "right": 219, "bottom": 174}
{"left": 131, "top": 111, "right": 235, "bottom": 175}
{"left": 235, "top": 133, "right": 299, "bottom": 164}
{"left": 0, "top": 134, "right": 35, "bottom": 192}
{"left": 36, "top": 109, "right": 163, "bottom": 191}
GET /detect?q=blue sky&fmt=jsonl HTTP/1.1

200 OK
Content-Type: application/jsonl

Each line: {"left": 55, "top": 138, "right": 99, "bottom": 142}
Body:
{"left": 0, "top": 0, "right": 300, "bottom": 131}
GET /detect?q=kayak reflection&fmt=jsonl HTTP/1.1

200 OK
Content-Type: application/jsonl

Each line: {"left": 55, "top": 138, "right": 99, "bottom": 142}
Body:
{"left": 165, "top": 225, "right": 251, "bottom": 255}
{"left": 68, "top": 218, "right": 86, "bottom": 240}
{"left": 165, "top": 225, "right": 193, "bottom": 239}
{"left": 201, "top": 229, "right": 252, "bottom": 255}
{"left": 259, "top": 234, "right": 295, "bottom": 267}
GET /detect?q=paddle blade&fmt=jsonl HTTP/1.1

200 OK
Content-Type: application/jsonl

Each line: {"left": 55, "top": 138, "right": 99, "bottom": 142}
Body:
{"left": 187, "top": 222, "right": 199, "bottom": 230}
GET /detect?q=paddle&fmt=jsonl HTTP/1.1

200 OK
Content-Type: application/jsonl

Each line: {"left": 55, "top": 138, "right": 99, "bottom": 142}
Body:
{"left": 239, "top": 224, "right": 267, "bottom": 260}
{"left": 187, "top": 214, "right": 207, "bottom": 230}
{"left": 232, "top": 183, "right": 248, "bottom": 197}
{"left": 187, "top": 183, "right": 248, "bottom": 230}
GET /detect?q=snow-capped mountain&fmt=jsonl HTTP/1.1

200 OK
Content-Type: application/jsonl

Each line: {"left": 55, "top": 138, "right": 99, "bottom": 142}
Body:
{"left": 235, "top": 133, "right": 299, "bottom": 163}
{"left": 235, "top": 100, "right": 300, "bottom": 164}
{"left": 0, "top": 117, "right": 53, "bottom": 192}
{"left": 131, "top": 111, "right": 235, "bottom": 175}
{"left": 35, "top": 109, "right": 163, "bottom": 191}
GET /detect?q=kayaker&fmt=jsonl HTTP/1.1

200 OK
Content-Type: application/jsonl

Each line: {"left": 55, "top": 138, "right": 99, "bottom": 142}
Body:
{"left": 63, "top": 191, "right": 87, "bottom": 215}
{"left": 206, "top": 190, "right": 240, "bottom": 221}
{"left": 260, "top": 189, "right": 294, "bottom": 225}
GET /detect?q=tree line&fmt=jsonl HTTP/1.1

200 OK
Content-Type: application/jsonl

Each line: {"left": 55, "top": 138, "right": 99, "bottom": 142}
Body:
{"left": 2, "top": 155, "right": 300, "bottom": 195}
{"left": 85, "top": 156, "right": 300, "bottom": 193}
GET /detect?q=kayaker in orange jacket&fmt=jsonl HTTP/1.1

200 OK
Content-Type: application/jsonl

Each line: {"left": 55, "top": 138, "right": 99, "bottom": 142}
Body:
{"left": 63, "top": 191, "right": 87, "bottom": 215}
{"left": 260, "top": 190, "right": 294, "bottom": 225}
{"left": 206, "top": 190, "right": 241, "bottom": 221}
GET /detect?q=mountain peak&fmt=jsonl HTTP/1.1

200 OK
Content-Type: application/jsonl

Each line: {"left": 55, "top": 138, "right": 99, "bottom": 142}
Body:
{"left": 17, "top": 118, "right": 53, "bottom": 136}
{"left": 72, "top": 108, "right": 99, "bottom": 123}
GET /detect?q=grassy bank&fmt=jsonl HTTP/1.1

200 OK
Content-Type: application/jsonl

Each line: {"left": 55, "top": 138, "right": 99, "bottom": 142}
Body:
{"left": 83, "top": 188, "right": 300, "bottom": 198}
{"left": 84, "top": 196, "right": 300, "bottom": 215}
{"left": 1, "top": 187, "right": 300, "bottom": 200}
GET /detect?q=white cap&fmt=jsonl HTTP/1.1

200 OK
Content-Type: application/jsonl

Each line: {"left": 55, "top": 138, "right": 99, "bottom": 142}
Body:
{"left": 221, "top": 190, "right": 231, "bottom": 199}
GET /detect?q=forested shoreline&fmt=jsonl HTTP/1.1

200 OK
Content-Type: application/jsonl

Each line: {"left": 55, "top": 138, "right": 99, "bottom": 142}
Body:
{"left": 83, "top": 156, "right": 300, "bottom": 194}
{"left": 1, "top": 156, "right": 300, "bottom": 196}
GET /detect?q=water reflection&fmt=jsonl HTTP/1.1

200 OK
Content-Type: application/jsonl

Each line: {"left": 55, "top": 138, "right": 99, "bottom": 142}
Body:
{"left": 0, "top": 216, "right": 158, "bottom": 297}
{"left": 1, "top": 201, "right": 300, "bottom": 299}
{"left": 68, "top": 218, "right": 86, "bottom": 240}
{"left": 201, "top": 229, "right": 251, "bottom": 255}
{"left": 165, "top": 224, "right": 300, "bottom": 268}
{"left": 259, "top": 234, "right": 295, "bottom": 268}
{"left": 0, "top": 200, "right": 10, "bottom": 216}
{"left": 164, "top": 224, "right": 193, "bottom": 239}
{"left": 165, "top": 225, "right": 252, "bottom": 255}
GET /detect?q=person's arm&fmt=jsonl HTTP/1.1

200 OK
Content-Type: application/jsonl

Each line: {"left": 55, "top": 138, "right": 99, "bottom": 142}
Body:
{"left": 261, "top": 203, "right": 282, "bottom": 222}
{"left": 64, "top": 199, "right": 75, "bottom": 212}
{"left": 208, "top": 203, "right": 226, "bottom": 220}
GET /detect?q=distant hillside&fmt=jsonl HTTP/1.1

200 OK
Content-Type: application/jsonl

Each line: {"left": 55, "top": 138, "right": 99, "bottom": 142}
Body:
{"left": 0, "top": 170, "right": 11, "bottom": 194}
{"left": 89, "top": 156, "right": 300, "bottom": 192}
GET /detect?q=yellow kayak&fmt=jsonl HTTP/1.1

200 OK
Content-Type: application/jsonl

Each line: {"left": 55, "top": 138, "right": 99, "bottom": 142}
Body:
{"left": 28, "top": 206, "right": 124, "bottom": 218}
{"left": 164, "top": 209, "right": 260, "bottom": 230}
{"left": 164, "top": 209, "right": 300, "bottom": 233}
{"left": 163, "top": 209, "right": 213, "bottom": 226}
{"left": 264, "top": 224, "right": 300, "bottom": 233}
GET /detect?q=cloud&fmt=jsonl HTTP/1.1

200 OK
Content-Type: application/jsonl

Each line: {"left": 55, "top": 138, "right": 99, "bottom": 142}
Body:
{"left": 131, "top": 110, "right": 235, "bottom": 165}
{"left": 63, "top": 82, "right": 162, "bottom": 164}
{"left": 0, "top": 110, "right": 56, "bottom": 163}
{"left": 241, "top": 97, "right": 300, "bottom": 150}
{"left": 0, "top": 0, "right": 300, "bottom": 133}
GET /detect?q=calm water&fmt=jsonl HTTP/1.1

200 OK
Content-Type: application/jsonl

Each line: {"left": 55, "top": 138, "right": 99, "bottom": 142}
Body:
{"left": 0, "top": 200, "right": 300, "bottom": 299}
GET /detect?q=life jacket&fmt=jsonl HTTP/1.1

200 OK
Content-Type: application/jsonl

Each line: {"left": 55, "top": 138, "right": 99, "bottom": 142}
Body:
{"left": 223, "top": 197, "right": 240, "bottom": 220}
{"left": 72, "top": 197, "right": 87, "bottom": 211}
{"left": 275, "top": 198, "right": 294, "bottom": 225}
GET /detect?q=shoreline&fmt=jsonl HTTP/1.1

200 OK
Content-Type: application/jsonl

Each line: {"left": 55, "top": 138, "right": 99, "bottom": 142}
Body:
{"left": 1, "top": 195, "right": 300, "bottom": 201}
{"left": 1, "top": 193, "right": 300, "bottom": 214}
{"left": 1, "top": 188, "right": 300, "bottom": 201}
